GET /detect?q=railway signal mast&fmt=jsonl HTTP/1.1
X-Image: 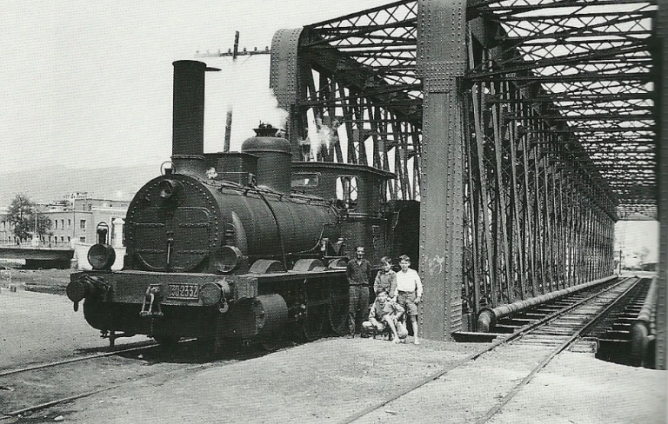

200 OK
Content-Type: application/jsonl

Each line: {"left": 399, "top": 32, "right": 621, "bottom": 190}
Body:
{"left": 196, "top": 32, "right": 271, "bottom": 152}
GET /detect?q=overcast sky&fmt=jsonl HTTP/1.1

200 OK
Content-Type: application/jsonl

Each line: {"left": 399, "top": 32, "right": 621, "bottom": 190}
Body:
{"left": 0, "top": 0, "right": 389, "bottom": 174}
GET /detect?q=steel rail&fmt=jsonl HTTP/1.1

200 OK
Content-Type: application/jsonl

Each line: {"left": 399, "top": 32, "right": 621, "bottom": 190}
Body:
{"left": 338, "top": 277, "right": 637, "bottom": 424}
{"left": 0, "top": 337, "right": 254, "bottom": 421}
{"left": 0, "top": 361, "right": 213, "bottom": 421}
{"left": 0, "top": 340, "right": 160, "bottom": 378}
{"left": 475, "top": 276, "right": 643, "bottom": 423}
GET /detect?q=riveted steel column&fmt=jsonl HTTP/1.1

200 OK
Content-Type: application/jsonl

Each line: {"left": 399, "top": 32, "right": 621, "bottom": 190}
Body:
{"left": 270, "top": 28, "right": 305, "bottom": 161}
{"left": 656, "top": 4, "right": 667, "bottom": 370}
{"left": 417, "top": 0, "right": 467, "bottom": 340}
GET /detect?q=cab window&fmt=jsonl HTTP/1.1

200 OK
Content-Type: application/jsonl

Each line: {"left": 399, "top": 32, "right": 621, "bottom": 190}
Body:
{"left": 336, "top": 176, "right": 358, "bottom": 210}
{"left": 292, "top": 172, "right": 321, "bottom": 188}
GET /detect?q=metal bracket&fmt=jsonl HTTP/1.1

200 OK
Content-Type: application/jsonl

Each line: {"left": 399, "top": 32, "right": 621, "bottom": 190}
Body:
{"left": 140, "top": 284, "right": 164, "bottom": 318}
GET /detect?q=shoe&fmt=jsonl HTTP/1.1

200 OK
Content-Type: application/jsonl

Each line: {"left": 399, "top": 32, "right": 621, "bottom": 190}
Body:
{"left": 392, "top": 338, "right": 401, "bottom": 344}
{"left": 414, "top": 339, "right": 420, "bottom": 345}
{"left": 347, "top": 334, "right": 355, "bottom": 339}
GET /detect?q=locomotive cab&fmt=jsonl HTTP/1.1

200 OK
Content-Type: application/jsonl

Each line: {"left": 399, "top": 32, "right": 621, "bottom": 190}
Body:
{"left": 291, "top": 161, "right": 396, "bottom": 265}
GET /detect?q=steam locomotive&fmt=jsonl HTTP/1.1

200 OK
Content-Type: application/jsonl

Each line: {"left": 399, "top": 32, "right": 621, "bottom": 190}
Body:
{"left": 66, "top": 60, "right": 418, "bottom": 350}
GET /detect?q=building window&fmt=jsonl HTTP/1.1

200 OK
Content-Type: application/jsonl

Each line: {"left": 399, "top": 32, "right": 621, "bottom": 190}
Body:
{"left": 68, "top": 219, "right": 72, "bottom": 228}
{"left": 67, "top": 236, "right": 71, "bottom": 242}
{"left": 80, "top": 220, "right": 86, "bottom": 229}
{"left": 1, "top": 221, "right": 5, "bottom": 230}
{"left": 54, "top": 220, "right": 58, "bottom": 229}
{"left": 61, "top": 236, "right": 64, "bottom": 242}
{"left": 61, "top": 219, "right": 64, "bottom": 229}
{"left": 79, "top": 237, "right": 86, "bottom": 243}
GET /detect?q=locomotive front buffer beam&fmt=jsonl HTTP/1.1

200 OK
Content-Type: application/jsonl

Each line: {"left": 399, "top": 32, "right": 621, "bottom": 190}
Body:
{"left": 67, "top": 267, "right": 345, "bottom": 347}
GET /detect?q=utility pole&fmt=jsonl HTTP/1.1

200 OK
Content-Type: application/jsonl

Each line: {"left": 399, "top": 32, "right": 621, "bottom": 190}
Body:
{"left": 223, "top": 31, "right": 240, "bottom": 152}
{"left": 195, "top": 33, "right": 271, "bottom": 152}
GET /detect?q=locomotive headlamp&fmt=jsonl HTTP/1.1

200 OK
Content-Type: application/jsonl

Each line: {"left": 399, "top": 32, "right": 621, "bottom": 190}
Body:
{"left": 87, "top": 244, "right": 116, "bottom": 270}
{"left": 199, "top": 282, "right": 222, "bottom": 306}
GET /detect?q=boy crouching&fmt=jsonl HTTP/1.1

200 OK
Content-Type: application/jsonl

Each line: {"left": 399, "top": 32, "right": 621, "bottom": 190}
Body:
{"left": 362, "top": 290, "right": 408, "bottom": 343}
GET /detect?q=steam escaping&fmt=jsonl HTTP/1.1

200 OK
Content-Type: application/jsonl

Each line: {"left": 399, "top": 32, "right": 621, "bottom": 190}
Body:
{"left": 254, "top": 84, "right": 289, "bottom": 130}
{"left": 205, "top": 57, "right": 288, "bottom": 153}
{"left": 304, "top": 113, "right": 340, "bottom": 161}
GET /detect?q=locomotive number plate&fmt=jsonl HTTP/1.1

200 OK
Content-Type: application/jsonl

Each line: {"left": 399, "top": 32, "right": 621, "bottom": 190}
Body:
{"left": 167, "top": 284, "right": 199, "bottom": 300}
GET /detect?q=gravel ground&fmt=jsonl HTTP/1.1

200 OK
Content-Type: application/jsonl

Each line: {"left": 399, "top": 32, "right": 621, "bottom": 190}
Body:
{"left": 15, "top": 337, "right": 664, "bottom": 424}
{"left": 0, "top": 287, "right": 146, "bottom": 372}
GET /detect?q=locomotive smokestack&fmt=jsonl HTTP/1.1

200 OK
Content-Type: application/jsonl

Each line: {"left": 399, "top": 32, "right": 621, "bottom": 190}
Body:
{"left": 171, "top": 60, "right": 219, "bottom": 176}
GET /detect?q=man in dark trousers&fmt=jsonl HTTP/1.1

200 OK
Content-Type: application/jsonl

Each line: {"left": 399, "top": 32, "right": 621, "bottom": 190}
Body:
{"left": 346, "top": 246, "right": 372, "bottom": 338}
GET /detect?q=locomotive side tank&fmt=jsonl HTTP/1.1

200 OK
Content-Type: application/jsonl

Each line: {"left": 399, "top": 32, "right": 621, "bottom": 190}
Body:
{"left": 66, "top": 59, "right": 417, "bottom": 350}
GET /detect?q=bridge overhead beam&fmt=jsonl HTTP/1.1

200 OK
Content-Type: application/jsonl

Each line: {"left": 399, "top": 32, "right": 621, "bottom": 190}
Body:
{"left": 417, "top": 0, "right": 467, "bottom": 341}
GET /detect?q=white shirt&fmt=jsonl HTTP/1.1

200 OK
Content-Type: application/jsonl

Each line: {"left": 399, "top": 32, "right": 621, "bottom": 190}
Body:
{"left": 395, "top": 268, "right": 423, "bottom": 297}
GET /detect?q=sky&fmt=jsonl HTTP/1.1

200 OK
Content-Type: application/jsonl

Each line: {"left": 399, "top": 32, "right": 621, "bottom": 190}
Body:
{"left": 0, "top": 0, "right": 389, "bottom": 174}
{"left": 615, "top": 220, "right": 659, "bottom": 264}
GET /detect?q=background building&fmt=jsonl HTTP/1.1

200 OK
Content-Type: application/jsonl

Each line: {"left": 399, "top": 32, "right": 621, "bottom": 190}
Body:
{"left": 0, "top": 192, "right": 129, "bottom": 248}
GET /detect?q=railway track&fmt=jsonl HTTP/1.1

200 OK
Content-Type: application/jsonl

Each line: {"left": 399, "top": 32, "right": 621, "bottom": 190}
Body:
{"left": 339, "top": 276, "right": 643, "bottom": 424}
{"left": 0, "top": 338, "right": 265, "bottom": 421}
{"left": 0, "top": 340, "right": 160, "bottom": 379}
{"left": 0, "top": 341, "right": 175, "bottom": 421}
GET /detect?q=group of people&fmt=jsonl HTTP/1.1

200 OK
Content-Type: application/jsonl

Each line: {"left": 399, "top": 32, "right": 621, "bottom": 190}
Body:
{"left": 346, "top": 246, "right": 423, "bottom": 345}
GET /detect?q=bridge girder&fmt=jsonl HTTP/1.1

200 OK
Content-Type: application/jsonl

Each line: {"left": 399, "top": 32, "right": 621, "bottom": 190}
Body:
{"left": 269, "top": 0, "right": 659, "bottom": 348}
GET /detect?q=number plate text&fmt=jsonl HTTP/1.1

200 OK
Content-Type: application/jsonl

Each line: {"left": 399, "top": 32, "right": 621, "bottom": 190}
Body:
{"left": 167, "top": 284, "right": 199, "bottom": 300}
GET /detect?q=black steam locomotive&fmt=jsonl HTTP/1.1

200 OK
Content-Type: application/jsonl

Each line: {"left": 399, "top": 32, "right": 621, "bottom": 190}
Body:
{"left": 66, "top": 60, "right": 418, "bottom": 350}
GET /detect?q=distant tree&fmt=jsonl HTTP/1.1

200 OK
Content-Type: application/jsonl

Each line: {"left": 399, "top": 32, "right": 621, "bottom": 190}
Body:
{"left": 8, "top": 194, "right": 33, "bottom": 242}
{"left": 7, "top": 194, "right": 52, "bottom": 242}
{"left": 35, "top": 214, "right": 53, "bottom": 240}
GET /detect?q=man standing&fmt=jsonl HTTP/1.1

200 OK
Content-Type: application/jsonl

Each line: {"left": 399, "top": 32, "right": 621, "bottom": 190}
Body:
{"left": 395, "top": 254, "right": 423, "bottom": 344}
{"left": 346, "top": 246, "right": 371, "bottom": 338}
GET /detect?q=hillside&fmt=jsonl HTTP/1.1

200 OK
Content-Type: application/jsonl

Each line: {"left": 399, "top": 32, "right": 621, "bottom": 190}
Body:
{"left": 0, "top": 164, "right": 161, "bottom": 206}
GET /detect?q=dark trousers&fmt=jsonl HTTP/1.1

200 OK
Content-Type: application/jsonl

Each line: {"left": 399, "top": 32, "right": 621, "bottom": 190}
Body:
{"left": 348, "top": 285, "right": 370, "bottom": 335}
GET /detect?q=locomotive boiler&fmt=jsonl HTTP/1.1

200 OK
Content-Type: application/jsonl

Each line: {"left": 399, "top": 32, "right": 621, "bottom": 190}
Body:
{"left": 66, "top": 60, "right": 419, "bottom": 350}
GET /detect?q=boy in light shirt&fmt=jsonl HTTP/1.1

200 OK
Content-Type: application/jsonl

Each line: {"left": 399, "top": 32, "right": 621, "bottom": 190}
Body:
{"left": 395, "top": 254, "right": 423, "bottom": 344}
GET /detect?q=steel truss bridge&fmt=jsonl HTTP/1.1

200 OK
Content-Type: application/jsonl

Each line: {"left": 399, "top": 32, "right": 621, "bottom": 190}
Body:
{"left": 214, "top": 0, "right": 666, "bottom": 366}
